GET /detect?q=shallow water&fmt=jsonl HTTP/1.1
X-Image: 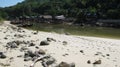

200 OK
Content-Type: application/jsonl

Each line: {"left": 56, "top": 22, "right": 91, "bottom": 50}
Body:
{"left": 27, "top": 23, "right": 120, "bottom": 39}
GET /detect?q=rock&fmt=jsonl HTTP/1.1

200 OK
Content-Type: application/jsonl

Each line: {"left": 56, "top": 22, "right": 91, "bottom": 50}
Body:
{"left": 6, "top": 42, "right": 18, "bottom": 48}
{"left": 106, "top": 54, "right": 110, "bottom": 56}
{"left": 58, "top": 62, "right": 70, "bottom": 67}
{"left": 24, "top": 57, "right": 32, "bottom": 61}
{"left": 37, "top": 49, "right": 46, "bottom": 55}
{"left": 93, "top": 60, "right": 101, "bottom": 64}
{"left": 80, "top": 50, "right": 84, "bottom": 53}
{"left": 33, "top": 31, "right": 38, "bottom": 35}
{"left": 29, "top": 43, "right": 35, "bottom": 47}
{"left": 40, "top": 40, "right": 49, "bottom": 46}
{"left": 17, "top": 55, "right": 22, "bottom": 57}
{"left": 24, "top": 50, "right": 35, "bottom": 58}
{"left": 87, "top": 60, "right": 91, "bottom": 64}
{"left": 69, "top": 63, "right": 75, "bottom": 67}
{"left": 35, "top": 46, "right": 39, "bottom": 49}
{"left": 63, "top": 41, "right": 67, "bottom": 45}
{"left": 46, "top": 58, "right": 56, "bottom": 65}
{"left": 0, "top": 52, "right": 6, "bottom": 59}
{"left": 4, "top": 37, "right": 8, "bottom": 40}
{"left": 20, "top": 47, "right": 28, "bottom": 52}
{"left": 47, "top": 37, "right": 56, "bottom": 42}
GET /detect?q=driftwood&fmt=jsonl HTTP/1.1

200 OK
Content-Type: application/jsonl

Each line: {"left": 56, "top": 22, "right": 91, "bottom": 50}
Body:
{"left": 30, "top": 55, "right": 50, "bottom": 67}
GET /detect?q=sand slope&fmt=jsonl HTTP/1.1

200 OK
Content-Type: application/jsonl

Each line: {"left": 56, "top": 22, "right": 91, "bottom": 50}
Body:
{"left": 0, "top": 21, "right": 120, "bottom": 67}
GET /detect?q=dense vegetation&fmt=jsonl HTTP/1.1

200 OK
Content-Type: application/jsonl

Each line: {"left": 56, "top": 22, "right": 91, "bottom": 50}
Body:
{"left": 0, "top": 0, "right": 120, "bottom": 20}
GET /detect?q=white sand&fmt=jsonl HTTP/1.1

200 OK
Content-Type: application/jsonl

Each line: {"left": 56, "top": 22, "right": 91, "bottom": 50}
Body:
{"left": 0, "top": 21, "right": 120, "bottom": 67}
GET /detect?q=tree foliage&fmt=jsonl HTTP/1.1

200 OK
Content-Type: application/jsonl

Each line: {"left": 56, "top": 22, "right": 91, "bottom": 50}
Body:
{"left": 0, "top": 0, "right": 120, "bottom": 20}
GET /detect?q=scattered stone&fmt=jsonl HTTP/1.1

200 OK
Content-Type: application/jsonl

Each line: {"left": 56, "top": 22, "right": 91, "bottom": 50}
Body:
{"left": 69, "top": 63, "right": 75, "bottom": 67}
{"left": 6, "top": 42, "right": 18, "bottom": 48}
{"left": 40, "top": 40, "right": 49, "bottom": 46}
{"left": 93, "top": 60, "right": 101, "bottom": 64}
{"left": 80, "top": 50, "right": 84, "bottom": 53}
{"left": 20, "top": 47, "right": 28, "bottom": 52}
{"left": 45, "top": 58, "right": 56, "bottom": 65}
{"left": 4, "top": 37, "right": 8, "bottom": 40}
{"left": 29, "top": 43, "right": 35, "bottom": 47}
{"left": 63, "top": 53, "right": 69, "bottom": 56}
{"left": 17, "top": 55, "right": 22, "bottom": 57}
{"left": 35, "top": 46, "right": 39, "bottom": 49}
{"left": 106, "top": 54, "right": 110, "bottom": 56}
{"left": 58, "top": 62, "right": 70, "bottom": 67}
{"left": 47, "top": 37, "right": 56, "bottom": 42}
{"left": 24, "top": 50, "right": 35, "bottom": 58}
{"left": 37, "top": 49, "right": 46, "bottom": 55}
{"left": 63, "top": 41, "right": 67, "bottom": 45}
{"left": 0, "top": 52, "right": 6, "bottom": 59}
{"left": 87, "top": 60, "right": 91, "bottom": 64}
{"left": 24, "top": 57, "right": 32, "bottom": 61}
{"left": 0, "top": 63, "right": 10, "bottom": 66}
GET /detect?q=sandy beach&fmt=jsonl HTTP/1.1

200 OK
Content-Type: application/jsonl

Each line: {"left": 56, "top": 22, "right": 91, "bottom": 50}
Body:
{"left": 0, "top": 21, "right": 120, "bottom": 67}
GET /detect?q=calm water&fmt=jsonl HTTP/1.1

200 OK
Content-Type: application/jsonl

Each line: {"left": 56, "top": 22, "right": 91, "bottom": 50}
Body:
{"left": 27, "top": 23, "right": 120, "bottom": 39}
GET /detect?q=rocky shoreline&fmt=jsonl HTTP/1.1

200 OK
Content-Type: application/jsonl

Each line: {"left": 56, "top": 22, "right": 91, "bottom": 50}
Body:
{"left": 0, "top": 21, "right": 120, "bottom": 67}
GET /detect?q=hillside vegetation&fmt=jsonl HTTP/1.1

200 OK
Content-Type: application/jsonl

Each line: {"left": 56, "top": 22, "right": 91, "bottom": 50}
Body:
{"left": 0, "top": 0, "right": 120, "bottom": 20}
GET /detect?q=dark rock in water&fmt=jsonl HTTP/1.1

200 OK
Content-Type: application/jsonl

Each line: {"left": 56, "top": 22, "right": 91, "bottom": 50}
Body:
{"left": 93, "top": 60, "right": 101, "bottom": 64}
{"left": 29, "top": 43, "right": 35, "bottom": 47}
{"left": 58, "top": 62, "right": 70, "bottom": 67}
{"left": 40, "top": 40, "right": 49, "bottom": 46}
{"left": 0, "top": 52, "right": 6, "bottom": 59}
{"left": 87, "top": 60, "right": 91, "bottom": 64}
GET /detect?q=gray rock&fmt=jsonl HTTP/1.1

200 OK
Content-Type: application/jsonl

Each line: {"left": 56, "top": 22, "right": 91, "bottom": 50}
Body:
{"left": 0, "top": 52, "right": 6, "bottom": 59}
{"left": 93, "top": 60, "right": 101, "bottom": 64}
{"left": 29, "top": 43, "right": 35, "bottom": 47}
{"left": 58, "top": 62, "right": 70, "bottom": 67}
{"left": 57, "top": 62, "right": 75, "bottom": 67}
{"left": 40, "top": 40, "right": 49, "bottom": 46}
{"left": 47, "top": 37, "right": 56, "bottom": 42}
{"left": 37, "top": 49, "right": 46, "bottom": 55}
{"left": 46, "top": 58, "right": 56, "bottom": 65}
{"left": 24, "top": 57, "right": 32, "bottom": 61}
{"left": 87, "top": 60, "right": 91, "bottom": 64}
{"left": 63, "top": 41, "right": 67, "bottom": 45}
{"left": 80, "top": 50, "right": 84, "bottom": 53}
{"left": 69, "top": 63, "right": 75, "bottom": 67}
{"left": 24, "top": 50, "right": 35, "bottom": 58}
